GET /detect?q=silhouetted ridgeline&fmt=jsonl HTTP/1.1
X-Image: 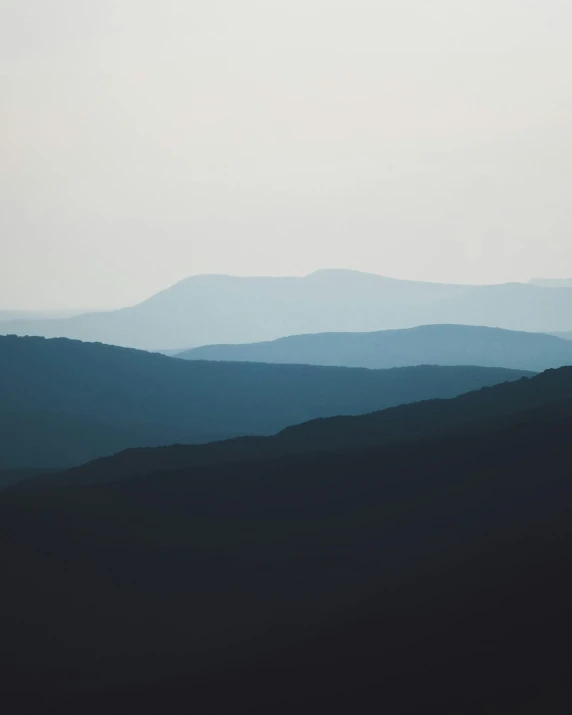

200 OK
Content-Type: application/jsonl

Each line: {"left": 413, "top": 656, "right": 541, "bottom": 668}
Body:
{"left": 18, "top": 364, "right": 572, "bottom": 489}
{"left": 178, "top": 324, "right": 572, "bottom": 372}
{"left": 2, "top": 376, "right": 572, "bottom": 713}
{"left": 2, "top": 269, "right": 572, "bottom": 349}
{"left": 0, "top": 335, "right": 529, "bottom": 469}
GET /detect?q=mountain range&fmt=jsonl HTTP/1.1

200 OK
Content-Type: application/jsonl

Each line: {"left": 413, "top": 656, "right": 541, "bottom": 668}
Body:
{"left": 19, "top": 363, "right": 569, "bottom": 489}
{"left": 2, "top": 269, "right": 572, "bottom": 350}
{"left": 4, "top": 270, "right": 572, "bottom": 713}
{"left": 3, "top": 363, "right": 572, "bottom": 714}
{"left": 178, "top": 323, "right": 572, "bottom": 372}
{"left": 0, "top": 335, "right": 528, "bottom": 469}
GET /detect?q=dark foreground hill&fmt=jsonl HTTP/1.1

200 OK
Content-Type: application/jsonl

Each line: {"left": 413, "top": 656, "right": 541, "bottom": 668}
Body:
{"left": 2, "top": 269, "right": 572, "bottom": 350}
{"left": 179, "top": 324, "right": 572, "bottom": 372}
{"left": 2, "top": 387, "right": 572, "bottom": 713}
{"left": 0, "top": 335, "right": 528, "bottom": 469}
{"left": 32, "top": 364, "right": 572, "bottom": 489}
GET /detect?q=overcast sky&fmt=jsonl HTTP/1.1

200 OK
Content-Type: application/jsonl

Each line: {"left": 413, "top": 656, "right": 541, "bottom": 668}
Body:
{"left": 1, "top": 1, "right": 571, "bottom": 309}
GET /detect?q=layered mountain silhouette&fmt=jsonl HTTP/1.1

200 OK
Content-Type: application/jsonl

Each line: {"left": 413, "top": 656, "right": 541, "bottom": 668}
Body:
{"left": 2, "top": 368, "right": 572, "bottom": 713}
{"left": 2, "top": 270, "right": 572, "bottom": 350}
{"left": 23, "top": 364, "right": 571, "bottom": 489}
{"left": 0, "top": 334, "right": 528, "bottom": 469}
{"left": 178, "top": 324, "right": 572, "bottom": 372}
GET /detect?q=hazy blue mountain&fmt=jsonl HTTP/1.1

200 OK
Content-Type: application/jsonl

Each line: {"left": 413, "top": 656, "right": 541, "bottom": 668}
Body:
{"left": 178, "top": 324, "right": 572, "bottom": 372}
{"left": 552, "top": 331, "right": 572, "bottom": 340}
{"left": 2, "top": 270, "right": 572, "bottom": 350}
{"left": 0, "top": 335, "right": 527, "bottom": 469}
{"left": 2, "top": 372, "right": 572, "bottom": 713}
{"left": 0, "top": 309, "right": 86, "bottom": 321}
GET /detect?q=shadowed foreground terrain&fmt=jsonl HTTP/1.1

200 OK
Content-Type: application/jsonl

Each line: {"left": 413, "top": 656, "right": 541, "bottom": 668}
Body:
{"left": 2, "top": 370, "right": 572, "bottom": 713}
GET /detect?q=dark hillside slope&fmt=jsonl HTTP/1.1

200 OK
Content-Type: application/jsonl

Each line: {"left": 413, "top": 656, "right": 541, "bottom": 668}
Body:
{"left": 38, "top": 365, "right": 572, "bottom": 488}
{"left": 0, "top": 335, "right": 528, "bottom": 468}
{"left": 179, "top": 324, "right": 572, "bottom": 372}
{"left": 2, "top": 397, "right": 572, "bottom": 713}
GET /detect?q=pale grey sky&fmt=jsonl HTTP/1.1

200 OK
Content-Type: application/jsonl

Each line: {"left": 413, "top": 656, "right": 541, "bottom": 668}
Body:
{"left": 1, "top": 0, "right": 571, "bottom": 309}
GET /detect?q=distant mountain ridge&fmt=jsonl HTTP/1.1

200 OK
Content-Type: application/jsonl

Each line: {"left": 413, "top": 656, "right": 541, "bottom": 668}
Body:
{"left": 2, "top": 269, "right": 572, "bottom": 350}
{"left": 178, "top": 324, "right": 572, "bottom": 372}
{"left": 0, "top": 335, "right": 527, "bottom": 469}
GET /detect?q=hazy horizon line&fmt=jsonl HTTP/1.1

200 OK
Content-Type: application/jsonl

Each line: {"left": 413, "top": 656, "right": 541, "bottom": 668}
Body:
{"left": 2, "top": 268, "right": 572, "bottom": 314}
